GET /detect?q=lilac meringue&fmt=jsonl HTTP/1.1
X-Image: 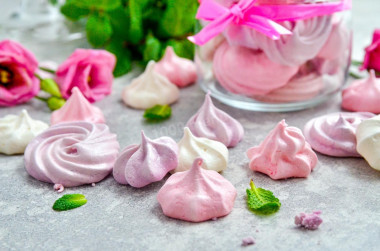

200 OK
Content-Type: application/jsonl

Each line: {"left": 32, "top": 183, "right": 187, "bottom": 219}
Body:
{"left": 304, "top": 112, "right": 375, "bottom": 157}
{"left": 51, "top": 87, "right": 105, "bottom": 125}
{"left": 154, "top": 47, "right": 197, "bottom": 88}
{"left": 113, "top": 131, "right": 178, "bottom": 188}
{"left": 157, "top": 157, "right": 237, "bottom": 222}
{"left": 173, "top": 127, "right": 228, "bottom": 173}
{"left": 122, "top": 61, "right": 180, "bottom": 109}
{"left": 24, "top": 121, "right": 120, "bottom": 188}
{"left": 186, "top": 93, "right": 244, "bottom": 147}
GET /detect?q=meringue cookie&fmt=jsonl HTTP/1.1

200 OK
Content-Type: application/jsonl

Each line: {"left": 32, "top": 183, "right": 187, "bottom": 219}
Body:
{"left": 157, "top": 157, "right": 237, "bottom": 222}
{"left": 198, "top": 35, "right": 225, "bottom": 62}
{"left": 304, "top": 112, "right": 375, "bottom": 157}
{"left": 356, "top": 115, "right": 380, "bottom": 171}
{"left": 113, "top": 131, "right": 178, "bottom": 188}
{"left": 154, "top": 47, "right": 197, "bottom": 88}
{"left": 122, "top": 61, "right": 180, "bottom": 109}
{"left": 24, "top": 121, "right": 120, "bottom": 187}
{"left": 173, "top": 127, "right": 228, "bottom": 173}
{"left": 213, "top": 42, "right": 298, "bottom": 96}
{"left": 255, "top": 72, "right": 324, "bottom": 103}
{"left": 342, "top": 70, "right": 380, "bottom": 114}
{"left": 186, "top": 93, "right": 244, "bottom": 147}
{"left": 224, "top": 16, "right": 332, "bottom": 66}
{"left": 51, "top": 87, "right": 105, "bottom": 125}
{"left": 0, "top": 110, "right": 49, "bottom": 155}
{"left": 247, "top": 120, "right": 318, "bottom": 179}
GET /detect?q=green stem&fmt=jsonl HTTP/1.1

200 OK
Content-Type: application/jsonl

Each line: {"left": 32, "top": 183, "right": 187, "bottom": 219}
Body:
{"left": 39, "top": 66, "right": 56, "bottom": 74}
{"left": 351, "top": 60, "right": 363, "bottom": 66}
{"left": 34, "top": 73, "right": 43, "bottom": 81}
{"left": 34, "top": 96, "right": 48, "bottom": 102}
{"left": 349, "top": 71, "right": 362, "bottom": 79}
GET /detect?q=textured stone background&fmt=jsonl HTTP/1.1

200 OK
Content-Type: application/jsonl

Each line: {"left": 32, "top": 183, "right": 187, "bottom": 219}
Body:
{"left": 1, "top": 1, "right": 380, "bottom": 250}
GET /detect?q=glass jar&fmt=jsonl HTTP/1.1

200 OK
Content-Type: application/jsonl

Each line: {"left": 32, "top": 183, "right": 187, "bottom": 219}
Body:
{"left": 195, "top": 0, "right": 352, "bottom": 112}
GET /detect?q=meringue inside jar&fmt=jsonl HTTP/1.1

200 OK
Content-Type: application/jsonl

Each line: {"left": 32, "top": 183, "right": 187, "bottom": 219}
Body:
{"left": 195, "top": 0, "right": 352, "bottom": 112}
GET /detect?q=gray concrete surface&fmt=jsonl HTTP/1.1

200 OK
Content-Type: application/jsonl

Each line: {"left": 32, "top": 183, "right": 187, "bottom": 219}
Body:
{"left": 0, "top": 0, "right": 379, "bottom": 250}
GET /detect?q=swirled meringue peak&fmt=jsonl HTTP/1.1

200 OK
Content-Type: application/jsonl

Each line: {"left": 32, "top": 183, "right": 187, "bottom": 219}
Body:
{"left": 51, "top": 87, "right": 105, "bottom": 125}
{"left": 246, "top": 120, "right": 318, "bottom": 180}
{"left": 0, "top": 110, "right": 48, "bottom": 155}
{"left": 154, "top": 47, "right": 197, "bottom": 88}
{"left": 356, "top": 115, "right": 380, "bottom": 171}
{"left": 113, "top": 131, "right": 178, "bottom": 188}
{"left": 157, "top": 157, "right": 237, "bottom": 222}
{"left": 304, "top": 112, "right": 375, "bottom": 157}
{"left": 186, "top": 93, "right": 244, "bottom": 147}
{"left": 213, "top": 42, "right": 298, "bottom": 96}
{"left": 342, "top": 70, "right": 380, "bottom": 114}
{"left": 24, "top": 121, "right": 120, "bottom": 188}
{"left": 122, "top": 61, "right": 179, "bottom": 109}
{"left": 255, "top": 72, "right": 324, "bottom": 103}
{"left": 173, "top": 127, "right": 228, "bottom": 173}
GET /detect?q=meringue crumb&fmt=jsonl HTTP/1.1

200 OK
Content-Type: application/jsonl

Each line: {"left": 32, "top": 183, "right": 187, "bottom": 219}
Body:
{"left": 241, "top": 237, "right": 255, "bottom": 246}
{"left": 91, "top": 183, "right": 96, "bottom": 187}
{"left": 53, "top": 184, "right": 64, "bottom": 193}
{"left": 212, "top": 217, "right": 218, "bottom": 221}
{"left": 295, "top": 211, "right": 323, "bottom": 230}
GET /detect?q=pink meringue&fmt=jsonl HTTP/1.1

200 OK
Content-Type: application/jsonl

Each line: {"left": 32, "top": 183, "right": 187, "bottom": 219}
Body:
{"left": 254, "top": 72, "right": 324, "bottom": 103}
{"left": 304, "top": 112, "right": 375, "bottom": 157}
{"left": 113, "top": 131, "right": 178, "bottom": 188}
{"left": 51, "top": 87, "right": 105, "bottom": 125}
{"left": 342, "top": 70, "right": 380, "bottom": 114}
{"left": 24, "top": 121, "right": 120, "bottom": 188}
{"left": 246, "top": 120, "right": 318, "bottom": 180}
{"left": 213, "top": 42, "right": 298, "bottom": 96}
{"left": 154, "top": 47, "right": 197, "bottom": 88}
{"left": 224, "top": 16, "right": 332, "bottom": 66}
{"left": 157, "top": 157, "right": 237, "bottom": 222}
{"left": 186, "top": 93, "right": 244, "bottom": 147}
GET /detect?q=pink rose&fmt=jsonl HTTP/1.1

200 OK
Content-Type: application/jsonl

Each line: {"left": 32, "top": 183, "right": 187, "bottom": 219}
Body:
{"left": 0, "top": 40, "right": 39, "bottom": 106}
{"left": 56, "top": 49, "right": 116, "bottom": 103}
{"left": 361, "top": 29, "right": 380, "bottom": 72}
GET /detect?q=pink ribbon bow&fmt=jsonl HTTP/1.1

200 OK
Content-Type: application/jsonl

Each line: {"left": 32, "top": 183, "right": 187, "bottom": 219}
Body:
{"left": 189, "top": 0, "right": 352, "bottom": 45}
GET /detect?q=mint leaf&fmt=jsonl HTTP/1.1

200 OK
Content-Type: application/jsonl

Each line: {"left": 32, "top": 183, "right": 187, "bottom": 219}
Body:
{"left": 106, "top": 40, "right": 132, "bottom": 77}
{"left": 159, "top": 0, "right": 198, "bottom": 38}
{"left": 128, "top": 0, "right": 143, "bottom": 44}
{"left": 47, "top": 97, "right": 66, "bottom": 111}
{"left": 143, "top": 33, "right": 162, "bottom": 63}
{"left": 60, "top": 0, "right": 90, "bottom": 21}
{"left": 246, "top": 180, "right": 281, "bottom": 215}
{"left": 52, "top": 194, "right": 87, "bottom": 211}
{"left": 86, "top": 14, "right": 113, "bottom": 47}
{"left": 144, "top": 105, "right": 171, "bottom": 121}
{"left": 76, "top": 0, "right": 120, "bottom": 11}
{"left": 108, "top": 7, "right": 130, "bottom": 41}
{"left": 40, "top": 78, "right": 62, "bottom": 98}
{"left": 165, "top": 39, "right": 195, "bottom": 60}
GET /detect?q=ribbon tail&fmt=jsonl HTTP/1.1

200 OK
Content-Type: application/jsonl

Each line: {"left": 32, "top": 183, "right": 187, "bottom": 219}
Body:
{"left": 188, "top": 15, "right": 233, "bottom": 46}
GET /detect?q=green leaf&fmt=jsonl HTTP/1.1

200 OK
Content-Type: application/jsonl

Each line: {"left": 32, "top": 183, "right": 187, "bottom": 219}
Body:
{"left": 246, "top": 180, "right": 281, "bottom": 215}
{"left": 47, "top": 97, "right": 66, "bottom": 111}
{"left": 40, "top": 79, "right": 62, "bottom": 98}
{"left": 60, "top": 0, "right": 90, "bottom": 21}
{"left": 159, "top": 0, "right": 198, "bottom": 38}
{"left": 108, "top": 7, "right": 130, "bottom": 41}
{"left": 106, "top": 40, "right": 132, "bottom": 77}
{"left": 144, "top": 105, "right": 172, "bottom": 121}
{"left": 128, "top": 0, "right": 144, "bottom": 44}
{"left": 75, "top": 0, "right": 120, "bottom": 11}
{"left": 86, "top": 13, "right": 113, "bottom": 47}
{"left": 143, "top": 33, "right": 162, "bottom": 63}
{"left": 53, "top": 194, "right": 87, "bottom": 211}
{"left": 165, "top": 39, "right": 195, "bottom": 60}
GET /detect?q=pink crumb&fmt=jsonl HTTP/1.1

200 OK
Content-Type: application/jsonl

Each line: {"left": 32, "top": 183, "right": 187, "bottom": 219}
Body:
{"left": 242, "top": 237, "right": 255, "bottom": 246}
{"left": 91, "top": 183, "right": 96, "bottom": 187}
{"left": 54, "top": 184, "right": 64, "bottom": 193}
{"left": 212, "top": 217, "right": 218, "bottom": 221}
{"left": 295, "top": 211, "right": 323, "bottom": 230}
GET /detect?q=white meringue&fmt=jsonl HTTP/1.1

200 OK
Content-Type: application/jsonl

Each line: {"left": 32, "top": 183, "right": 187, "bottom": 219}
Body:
{"left": 186, "top": 93, "right": 244, "bottom": 147}
{"left": 173, "top": 127, "right": 228, "bottom": 173}
{"left": 356, "top": 115, "right": 380, "bottom": 171}
{"left": 0, "top": 110, "right": 48, "bottom": 155}
{"left": 122, "top": 61, "right": 180, "bottom": 109}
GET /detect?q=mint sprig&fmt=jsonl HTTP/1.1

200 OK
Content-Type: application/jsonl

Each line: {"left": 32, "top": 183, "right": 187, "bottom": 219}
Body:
{"left": 53, "top": 194, "right": 87, "bottom": 211}
{"left": 246, "top": 180, "right": 281, "bottom": 215}
{"left": 143, "top": 104, "right": 171, "bottom": 121}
